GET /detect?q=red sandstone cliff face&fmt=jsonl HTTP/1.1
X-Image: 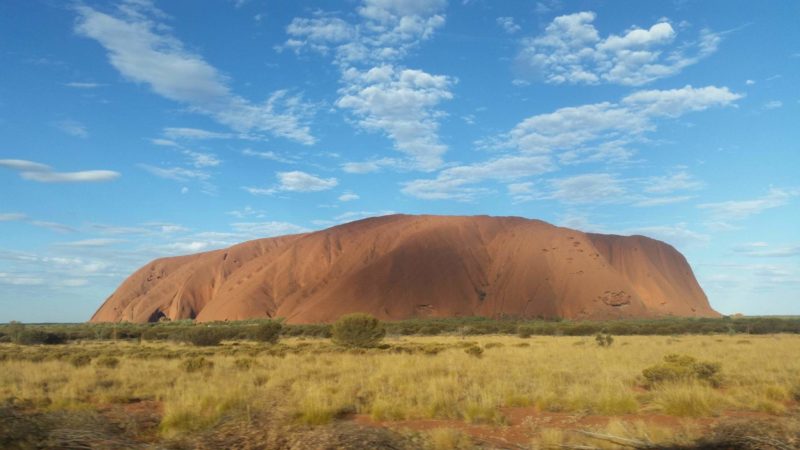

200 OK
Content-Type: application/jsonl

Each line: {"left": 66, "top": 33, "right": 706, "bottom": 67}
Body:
{"left": 90, "top": 214, "right": 718, "bottom": 323}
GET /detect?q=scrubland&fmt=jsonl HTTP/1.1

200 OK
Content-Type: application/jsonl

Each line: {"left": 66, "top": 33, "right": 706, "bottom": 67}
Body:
{"left": 1, "top": 326, "right": 799, "bottom": 449}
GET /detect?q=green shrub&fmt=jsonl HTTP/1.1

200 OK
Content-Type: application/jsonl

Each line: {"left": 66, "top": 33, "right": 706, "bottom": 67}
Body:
{"left": 253, "top": 321, "right": 282, "bottom": 344}
{"left": 179, "top": 356, "right": 214, "bottom": 373}
{"left": 642, "top": 354, "right": 722, "bottom": 388}
{"left": 95, "top": 356, "right": 119, "bottom": 369}
{"left": 70, "top": 354, "right": 92, "bottom": 367}
{"left": 331, "top": 313, "right": 386, "bottom": 348}
{"left": 464, "top": 345, "right": 484, "bottom": 358}
{"left": 595, "top": 333, "right": 614, "bottom": 347}
{"left": 16, "top": 329, "right": 67, "bottom": 345}
{"left": 517, "top": 326, "right": 534, "bottom": 338}
{"left": 182, "top": 327, "right": 223, "bottom": 346}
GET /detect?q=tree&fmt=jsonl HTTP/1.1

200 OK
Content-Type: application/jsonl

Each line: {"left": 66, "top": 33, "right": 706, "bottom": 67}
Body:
{"left": 331, "top": 313, "right": 385, "bottom": 348}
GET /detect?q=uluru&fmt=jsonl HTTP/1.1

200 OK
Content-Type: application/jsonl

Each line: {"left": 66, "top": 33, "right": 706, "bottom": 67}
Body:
{"left": 91, "top": 214, "right": 718, "bottom": 324}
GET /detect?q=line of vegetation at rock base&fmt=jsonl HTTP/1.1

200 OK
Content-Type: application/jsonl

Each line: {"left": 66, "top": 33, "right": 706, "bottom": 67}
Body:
{"left": 2, "top": 315, "right": 799, "bottom": 345}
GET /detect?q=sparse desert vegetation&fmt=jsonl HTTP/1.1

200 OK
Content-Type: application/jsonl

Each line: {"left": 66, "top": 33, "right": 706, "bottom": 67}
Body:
{"left": 1, "top": 318, "right": 799, "bottom": 448}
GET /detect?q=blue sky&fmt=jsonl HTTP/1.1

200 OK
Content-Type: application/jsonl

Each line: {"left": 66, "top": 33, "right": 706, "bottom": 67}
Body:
{"left": 1, "top": 0, "right": 798, "bottom": 322}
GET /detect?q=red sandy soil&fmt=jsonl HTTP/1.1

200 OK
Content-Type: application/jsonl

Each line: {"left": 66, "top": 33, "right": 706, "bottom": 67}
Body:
{"left": 91, "top": 214, "right": 717, "bottom": 324}
{"left": 353, "top": 408, "right": 781, "bottom": 448}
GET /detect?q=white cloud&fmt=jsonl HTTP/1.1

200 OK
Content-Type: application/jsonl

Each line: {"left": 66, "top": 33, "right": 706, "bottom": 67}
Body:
{"left": 56, "top": 238, "right": 124, "bottom": 247}
{"left": 242, "top": 148, "right": 296, "bottom": 164}
{"left": 283, "top": 0, "right": 447, "bottom": 65}
{"left": 21, "top": 171, "right": 118, "bottom": 183}
{"left": 64, "top": 81, "right": 104, "bottom": 88}
{"left": 402, "top": 155, "right": 553, "bottom": 200}
{"left": 0, "top": 273, "right": 45, "bottom": 286}
{"left": 643, "top": 171, "right": 702, "bottom": 193}
{"left": 732, "top": 243, "right": 800, "bottom": 258}
{"left": 277, "top": 171, "right": 338, "bottom": 192}
{"left": 337, "top": 65, "right": 454, "bottom": 170}
{"left": 333, "top": 210, "right": 395, "bottom": 222}
{"left": 548, "top": 173, "right": 625, "bottom": 204}
{"left": 0, "top": 158, "right": 119, "bottom": 183}
{"left": 75, "top": 3, "right": 315, "bottom": 144}
{"left": 165, "top": 241, "right": 212, "bottom": 253}
{"left": 244, "top": 170, "right": 339, "bottom": 195}
{"left": 745, "top": 79, "right": 755, "bottom": 85}
{"left": 625, "top": 223, "right": 710, "bottom": 248}
{"left": 341, "top": 157, "right": 401, "bottom": 173}
{"left": 53, "top": 120, "right": 89, "bottom": 138}
{"left": 518, "top": 12, "right": 720, "bottom": 85}
{"left": 226, "top": 206, "right": 267, "bottom": 219}
{"left": 230, "top": 221, "right": 309, "bottom": 237}
{"left": 30, "top": 221, "right": 76, "bottom": 233}
{"left": 698, "top": 188, "right": 799, "bottom": 221}
{"left": 763, "top": 100, "right": 783, "bottom": 110}
{"left": 633, "top": 195, "right": 693, "bottom": 207}
{"left": 282, "top": 1, "right": 451, "bottom": 171}
{"left": 182, "top": 150, "right": 220, "bottom": 168}
{"left": 338, "top": 192, "right": 360, "bottom": 202}
{"left": 497, "top": 17, "right": 521, "bottom": 34}
{"left": 163, "top": 127, "right": 233, "bottom": 140}
{"left": 0, "top": 213, "right": 28, "bottom": 221}
{"left": 499, "top": 85, "right": 741, "bottom": 160}
{"left": 0, "top": 159, "right": 51, "bottom": 171}
{"left": 138, "top": 164, "right": 209, "bottom": 181}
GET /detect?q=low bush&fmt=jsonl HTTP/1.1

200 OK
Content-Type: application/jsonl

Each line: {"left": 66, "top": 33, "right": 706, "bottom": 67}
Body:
{"left": 179, "top": 356, "right": 214, "bottom": 373}
{"left": 182, "top": 327, "right": 223, "bottom": 346}
{"left": 16, "top": 329, "right": 67, "bottom": 345}
{"left": 253, "top": 321, "right": 282, "bottom": 344}
{"left": 595, "top": 333, "right": 614, "bottom": 347}
{"left": 517, "top": 326, "right": 534, "bottom": 338}
{"left": 464, "top": 345, "right": 483, "bottom": 358}
{"left": 642, "top": 354, "right": 722, "bottom": 388}
{"left": 331, "top": 313, "right": 386, "bottom": 348}
{"left": 95, "top": 356, "right": 119, "bottom": 369}
{"left": 69, "top": 354, "right": 92, "bottom": 367}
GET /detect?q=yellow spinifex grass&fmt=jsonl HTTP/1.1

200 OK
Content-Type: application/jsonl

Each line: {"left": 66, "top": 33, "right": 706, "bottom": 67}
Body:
{"left": 1, "top": 334, "right": 799, "bottom": 438}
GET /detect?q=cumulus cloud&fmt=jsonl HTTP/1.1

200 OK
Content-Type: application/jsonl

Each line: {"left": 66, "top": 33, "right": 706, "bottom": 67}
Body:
{"left": 0, "top": 159, "right": 119, "bottom": 183}
{"left": 341, "top": 157, "right": 402, "bottom": 173}
{"left": 338, "top": 192, "right": 360, "bottom": 201}
{"left": 283, "top": 0, "right": 447, "bottom": 65}
{"left": 408, "top": 85, "right": 737, "bottom": 202}
{"left": 241, "top": 148, "right": 297, "bottom": 164}
{"left": 497, "top": 17, "right": 521, "bottom": 34}
{"left": 402, "top": 155, "right": 553, "bottom": 200}
{"left": 547, "top": 173, "right": 626, "bottom": 204}
{"left": 277, "top": 171, "right": 338, "bottom": 192}
{"left": 517, "top": 11, "right": 720, "bottom": 85}
{"left": 337, "top": 65, "right": 454, "bottom": 170}
{"left": 499, "top": 85, "right": 741, "bottom": 159}
{"left": 244, "top": 171, "right": 338, "bottom": 195}
{"left": 75, "top": 2, "right": 315, "bottom": 144}
{"left": 283, "top": 0, "right": 452, "bottom": 170}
